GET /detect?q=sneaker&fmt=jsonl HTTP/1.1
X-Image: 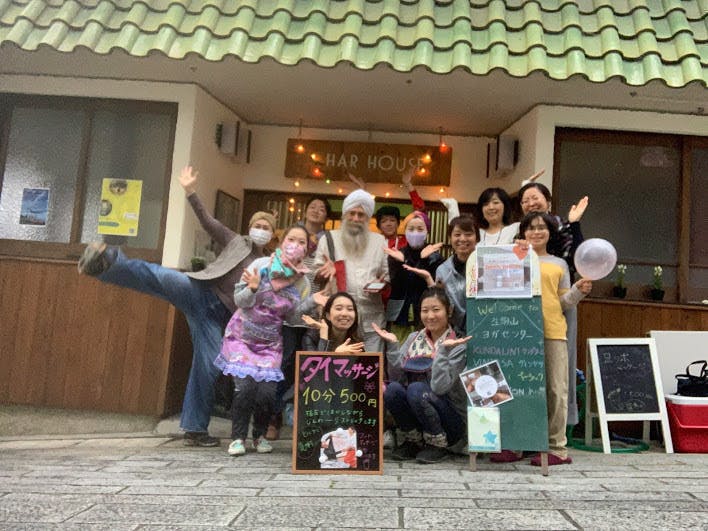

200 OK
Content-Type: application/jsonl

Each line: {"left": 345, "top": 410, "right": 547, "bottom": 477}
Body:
{"left": 253, "top": 436, "right": 273, "bottom": 454}
{"left": 77, "top": 242, "right": 110, "bottom": 276}
{"left": 228, "top": 439, "right": 246, "bottom": 456}
{"left": 489, "top": 450, "right": 524, "bottom": 463}
{"left": 530, "top": 453, "right": 572, "bottom": 466}
{"left": 415, "top": 445, "right": 450, "bottom": 464}
{"left": 383, "top": 430, "right": 395, "bottom": 449}
{"left": 183, "top": 431, "right": 220, "bottom": 447}
{"left": 391, "top": 440, "right": 422, "bottom": 461}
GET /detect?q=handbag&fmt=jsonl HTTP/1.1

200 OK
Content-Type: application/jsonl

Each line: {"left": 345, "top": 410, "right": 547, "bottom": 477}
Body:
{"left": 674, "top": 360, "right": 708, "bottom": 397}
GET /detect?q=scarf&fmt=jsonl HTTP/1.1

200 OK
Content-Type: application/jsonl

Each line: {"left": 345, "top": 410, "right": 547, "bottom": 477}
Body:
{"left": 268, "top": 248, "right": 309, "bottom": 291}
{"left": 402, "top": 326, "right": 456, "bottom": 373}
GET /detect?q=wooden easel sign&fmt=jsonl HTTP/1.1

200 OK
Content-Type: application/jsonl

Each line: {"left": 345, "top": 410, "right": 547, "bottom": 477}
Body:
{"left": 586, "top": 338, "right": 673, "bottom": 454}
{"left": 292, "top": 351, "right": 383, "bottom": 475}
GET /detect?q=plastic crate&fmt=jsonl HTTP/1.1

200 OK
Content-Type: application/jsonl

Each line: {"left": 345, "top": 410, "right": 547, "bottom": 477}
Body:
{"left": 666, "top": 395, "right": 708, "bottom": 453}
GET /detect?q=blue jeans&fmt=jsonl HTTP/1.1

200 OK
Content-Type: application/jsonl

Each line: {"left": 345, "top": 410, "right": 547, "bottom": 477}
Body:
{"left": 99, "top": 249, "right": 231, "bottom": 433}
{"left": 384, "top": 381, "right": 464, "bottom": 444}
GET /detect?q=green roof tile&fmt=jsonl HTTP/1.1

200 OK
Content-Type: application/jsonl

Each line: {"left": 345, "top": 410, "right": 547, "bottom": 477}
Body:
{"left": 0, "top": 0, "right": 705, "bottom": 87}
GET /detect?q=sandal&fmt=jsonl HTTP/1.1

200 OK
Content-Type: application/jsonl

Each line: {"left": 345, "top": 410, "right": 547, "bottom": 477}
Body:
{"left": 530, "top": 453, "right": 573, "bottom": 466}
{"left": 489, "top": 450, "right": 524, "bottom": 463}
{"left": 78, "top": 242, "right": 109, "bottom": 276}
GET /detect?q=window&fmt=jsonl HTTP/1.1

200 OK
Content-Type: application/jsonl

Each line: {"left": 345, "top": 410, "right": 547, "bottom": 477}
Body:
{"left": 0, "top": 94, "right": 177, "bottom": 261}
{"left": 554, "top": 128, "right": 706, "bottom": 303}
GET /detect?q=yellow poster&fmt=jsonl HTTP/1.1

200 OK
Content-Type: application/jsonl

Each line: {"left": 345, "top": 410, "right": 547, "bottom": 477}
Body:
{"left": 97, "top": 178, "right": 142, "bottom": 236}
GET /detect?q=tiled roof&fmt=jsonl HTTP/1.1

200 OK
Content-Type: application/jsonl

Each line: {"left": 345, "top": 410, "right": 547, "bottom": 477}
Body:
{"left": 0, "top": 0, "right": 706, "bottom": 87}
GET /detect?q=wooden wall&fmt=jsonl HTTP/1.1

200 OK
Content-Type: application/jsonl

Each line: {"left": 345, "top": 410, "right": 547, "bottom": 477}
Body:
{"left": 577, "top": 298, "right": 708, "bottom": 375}
{"left": 0, "top": 257, "right": 192, "bottom": 416}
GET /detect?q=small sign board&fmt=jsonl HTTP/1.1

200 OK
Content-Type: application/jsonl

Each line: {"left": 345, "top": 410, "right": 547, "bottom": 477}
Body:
{"left": 292, "top": 351, "right": 383, "bottom": 475}
{"left": 586, "top": 338, "right": 673, "bottom": 453}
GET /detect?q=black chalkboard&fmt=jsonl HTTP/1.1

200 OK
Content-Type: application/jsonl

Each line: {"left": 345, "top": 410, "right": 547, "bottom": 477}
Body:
{"left": 595, "top": 344, "right": 660, "bottom": 414}
{"left": 467, "top": 296, "right": 549, "bottom": 452}
{"left": 292, "top": 351, "right": 383, "bottom": 475}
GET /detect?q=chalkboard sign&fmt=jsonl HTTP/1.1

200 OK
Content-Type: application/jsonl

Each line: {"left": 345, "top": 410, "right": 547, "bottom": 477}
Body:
{"left": 595, "top": 344, "right": 660, "bottom": 414}
{"left": 586, "top": 338, "right": 673, "bottom": 454}
{"left": 292, "top": 351, "right": 383, "bottom": 475}
{"left": 466, "top": 296, "right": 549, "bottom": 452}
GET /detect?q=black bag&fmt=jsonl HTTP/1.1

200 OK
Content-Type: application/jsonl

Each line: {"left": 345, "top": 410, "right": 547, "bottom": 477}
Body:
{"left": 675, "top": 360, "right": 708, "bottom": 397}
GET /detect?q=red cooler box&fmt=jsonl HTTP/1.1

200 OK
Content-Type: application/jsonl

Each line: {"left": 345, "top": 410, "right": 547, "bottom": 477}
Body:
{"left": 666, "top": 394, "right": 708, "bottom": 453}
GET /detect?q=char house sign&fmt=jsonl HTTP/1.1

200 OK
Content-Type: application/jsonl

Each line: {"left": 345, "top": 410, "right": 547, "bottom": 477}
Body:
{"left": 285, "top": 139, "right": 452, "bottom": 185}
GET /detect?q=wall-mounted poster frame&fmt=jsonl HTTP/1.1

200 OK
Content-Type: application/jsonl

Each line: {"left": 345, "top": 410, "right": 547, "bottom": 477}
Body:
{"left": 214, "top": 190, "right": 241, "bottom": 233}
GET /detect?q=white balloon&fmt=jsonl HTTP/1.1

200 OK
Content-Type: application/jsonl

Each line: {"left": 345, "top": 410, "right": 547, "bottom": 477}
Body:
{"left": 574, "top": 238, "right": 617, "bottom": 280}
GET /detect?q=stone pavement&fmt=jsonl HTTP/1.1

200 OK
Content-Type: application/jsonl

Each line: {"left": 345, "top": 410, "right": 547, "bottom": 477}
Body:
{"left": 1, "top": 433, "right": 707, "bottom": 530}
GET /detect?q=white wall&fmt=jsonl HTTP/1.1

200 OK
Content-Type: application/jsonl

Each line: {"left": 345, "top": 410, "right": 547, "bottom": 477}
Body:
{"left": 502, "top": 105, "right": 708, "bottom": 190}
{"left": 243, "top": 125, "right": 493, "bottom": 205}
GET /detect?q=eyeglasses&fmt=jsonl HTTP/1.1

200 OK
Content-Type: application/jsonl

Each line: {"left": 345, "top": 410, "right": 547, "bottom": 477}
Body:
{"left": 526, "top": 225, "right": 549, "bottom": 232}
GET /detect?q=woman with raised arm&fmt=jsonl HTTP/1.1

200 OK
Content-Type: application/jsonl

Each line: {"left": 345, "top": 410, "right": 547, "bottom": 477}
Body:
{"left": 77, "top": 165, "right": 274, "bottom": 448}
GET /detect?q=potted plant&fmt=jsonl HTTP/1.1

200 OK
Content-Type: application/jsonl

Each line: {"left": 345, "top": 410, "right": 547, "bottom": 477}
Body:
{"left": 650, "top": 265, "right": 664, "bottom": 301}
{"left": 612, "top": 264, "right": 627, "bottom": 298}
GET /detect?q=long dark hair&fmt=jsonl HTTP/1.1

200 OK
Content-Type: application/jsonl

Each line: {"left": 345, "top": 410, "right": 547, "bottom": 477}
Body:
{"left": 322, "top": 291, "right": 362, "bottom": 344}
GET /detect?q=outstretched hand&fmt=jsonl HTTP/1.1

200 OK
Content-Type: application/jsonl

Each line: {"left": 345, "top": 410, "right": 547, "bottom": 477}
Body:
{"left": 527, "top": 168, "right": 545, "bottom": 183}
{"left": 401, "top": 167, "right": 416, "bottom": 190}
{"left": 335, "top": 337, "right": 365, "bottom": 353}
{"left": 179, "top": 165, "right": 197, "bottom": 195}
{"left": 316, "top": 255, "right": 336, "bottom": 280}
{"left": 301, "top": 314, "right": 326, "bottom": 331}
{"left": 371, "top": 322, "right": 398, "bottom": 344}
{"left": 312, "top": 289, "right": 330, "bottom": 307}
{"left": 403, "top": 264, "right": 435, "bottom": 287}
{"left": 568, "top": 196, "right": 589, "bottom": 223}
{"left": 347, "top": 172, "right": 366, "bottom": 190}
{"left": 383, "top": 246, "right": 405, "bottom": 262}
{"left": 242, "top": 267, "right": 261, "bottom": 291}
{"left": 420, "top": 242, "right": 443, "bottom": 259}
{"left": 442, "top": 335, "right": 472, "bottom": 348}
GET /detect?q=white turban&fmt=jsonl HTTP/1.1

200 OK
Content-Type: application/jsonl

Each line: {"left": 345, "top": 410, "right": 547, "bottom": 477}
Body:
{"left": 342, "top": 189, "right": 375, "bottom": 218}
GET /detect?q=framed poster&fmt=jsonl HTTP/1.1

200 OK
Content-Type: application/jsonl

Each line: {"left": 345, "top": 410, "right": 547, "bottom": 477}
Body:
{"left": 293, "top": 351, "right": 383, "bottom": 475}
{"left": 215, "top": 190, "right": 241, "bottom": 232}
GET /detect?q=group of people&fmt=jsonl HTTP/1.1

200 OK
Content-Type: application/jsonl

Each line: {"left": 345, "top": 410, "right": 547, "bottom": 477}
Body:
{"left": 77, "top": 164, "right": 590, "bottom": 466}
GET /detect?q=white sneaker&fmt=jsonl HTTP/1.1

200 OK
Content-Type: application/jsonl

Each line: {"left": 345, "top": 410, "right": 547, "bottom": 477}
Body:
{"left": 383, "top": 430, "right": 395, "bottom": 449}
{"left": 228, "top": 439, "right": 246, "bottom": 456}
{"left": 253, "top": 436, "right": 273, "bottom": 454}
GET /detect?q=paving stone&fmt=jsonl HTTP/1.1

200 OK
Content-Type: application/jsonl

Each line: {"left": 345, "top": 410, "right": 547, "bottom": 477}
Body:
{"left": 0, "top": 440, "right": 82, "bottom": 450}
{"left": 233, "top": 505, "right": 398, "bottom": 528}
{"left": 67, "top": 502, "right": 242, "bottom": 526}
{"left": 566, "top": 509, "right": 708, "bottom": 530}
{"left": 403, "top": 507, "right": 575, "bottom": 530}
{"left": 121, "top": 485, "right": 260, "bottom": 496}
{"left": 0, "top": 499, "right": 92, "bottom": 523}
{"left": 543, "top": 490, "right": 696, "bottom": 501}
{"left": 74, "top": 438, "right": 171, "bottom": 448}
{"left": 0, "top": 524, "right": 135, "bottom": 530}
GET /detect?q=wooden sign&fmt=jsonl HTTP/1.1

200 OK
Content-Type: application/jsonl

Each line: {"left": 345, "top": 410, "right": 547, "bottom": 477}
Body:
{"left": 292, "top": 351, "right": 383, "bottom": 475}
{"left": 284, "top": 138, "right": 452, "bottom": 185}
{"left": 586, "top": 338, "right": 673, "bottom": 453}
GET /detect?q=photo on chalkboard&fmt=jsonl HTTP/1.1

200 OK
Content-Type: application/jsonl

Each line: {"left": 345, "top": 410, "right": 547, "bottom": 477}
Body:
{"left": 469, "top": 244, "right": 536, "bottom": 299}
{"left": 460, "top": 360, "right": 514, "bottom": 408}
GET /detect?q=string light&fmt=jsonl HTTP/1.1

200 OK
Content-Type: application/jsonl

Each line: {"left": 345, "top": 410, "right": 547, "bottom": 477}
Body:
{"left": 422, "top": 153, "right": 432, "bottom": 163}
{"left": 337, "top": 187, "right": 343, "bottom": 193}
{"left": 385, "top": 191, "right": 391, "bottom": 198}
{"left": 438, "top": 126, "right": 449, "bottom": 153}
{"left": 439, "top": 187, "right": 445, "bottom": 194}
{"left": 295, "top": 118, "right": 305, "bottom": 153}
{"left": 289, "top": 198, "right": 295, "bottom": 204}
{"left": 325, "top": 178, "right": 331, "bottom": 184}
{"left": 294, "top": 180, "right": 300, "bottom": 187}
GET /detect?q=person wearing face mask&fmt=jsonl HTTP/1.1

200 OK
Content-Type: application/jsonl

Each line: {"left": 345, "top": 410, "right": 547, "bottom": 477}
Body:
{"left": 383, "top": 211, "right": 444, "bottom": 341}
{"left": 215, "top": 225, "right": 328, "bottom": 456}
{"left": 77, "top": 165, "right": 275, "bottom": 448}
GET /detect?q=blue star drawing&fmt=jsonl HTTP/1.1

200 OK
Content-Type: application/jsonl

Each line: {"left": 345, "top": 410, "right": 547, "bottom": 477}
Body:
{"left": 483, "top": 430, "right": 497, "bottom": 445}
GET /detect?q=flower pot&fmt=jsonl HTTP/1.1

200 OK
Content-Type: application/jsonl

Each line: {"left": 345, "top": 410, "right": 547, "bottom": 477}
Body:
{"left": 650, "top": 288, "right": 665, "bottom": 301}
{"left": 612, "top": 286, "right": 627, "bottom": 299}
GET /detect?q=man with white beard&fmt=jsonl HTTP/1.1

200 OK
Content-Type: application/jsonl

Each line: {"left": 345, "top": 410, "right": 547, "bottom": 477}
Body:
{"left": 315, "top": 189, "right": 389, "bottom": 353}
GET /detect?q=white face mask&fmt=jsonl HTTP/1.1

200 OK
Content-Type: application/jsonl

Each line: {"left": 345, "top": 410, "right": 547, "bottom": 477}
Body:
{"left": 249, "top": 227, "right": 272, "bottom": 247}
{"left": 405, "top": 230, "right": 427, "bottom": 249}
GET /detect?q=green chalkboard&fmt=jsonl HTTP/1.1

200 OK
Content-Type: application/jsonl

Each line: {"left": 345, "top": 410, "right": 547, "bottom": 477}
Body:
{"left": 466, "top": 297, "right": 549, "bottom": 452}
